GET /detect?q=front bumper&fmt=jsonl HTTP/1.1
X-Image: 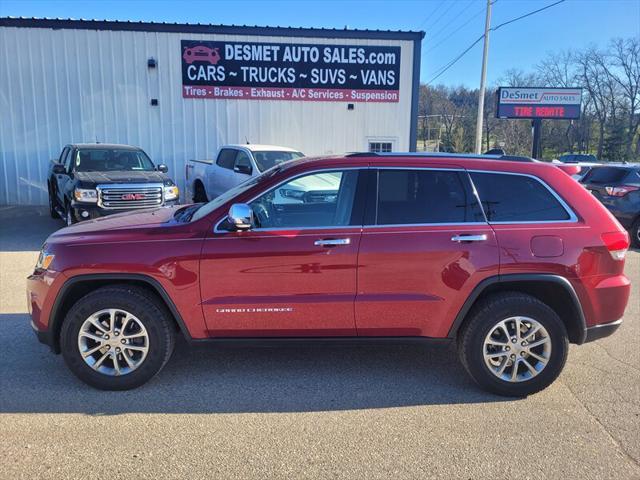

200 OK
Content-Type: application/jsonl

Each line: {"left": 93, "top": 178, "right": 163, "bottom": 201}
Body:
{"left": 70, "top": 200, "right": 179, "bottom": 222}
{"left": 583, "top": 319, "right": 622, "bottom": 343}
{"left": 26, "top": 268, "right": 65, "bottom": 352}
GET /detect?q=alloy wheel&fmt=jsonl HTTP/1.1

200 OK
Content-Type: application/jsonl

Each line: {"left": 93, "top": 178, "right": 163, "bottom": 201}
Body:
{"left": 483, "top": 316, "right": 551, "bottom": 383}
{"left": 77, "top": 308, "right": 150, "bottom": 376}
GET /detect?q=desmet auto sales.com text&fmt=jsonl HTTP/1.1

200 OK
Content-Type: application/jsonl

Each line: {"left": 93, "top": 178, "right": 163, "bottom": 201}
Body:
{"left": 223, "top": 44, "right": 397, "bottom": 65}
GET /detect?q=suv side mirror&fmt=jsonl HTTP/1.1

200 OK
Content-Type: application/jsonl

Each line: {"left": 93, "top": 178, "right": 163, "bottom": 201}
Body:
{"left": 234, "top": 164, "right": 252, "bottom": 175}
{"left": 52, "top": 164, "right": 66, "bottom": 175}
{"left": 157, "top": 164, "right": 169, "bottom": 173}
{"left": 227, "top": 203, "right": 253, "bottom": 231}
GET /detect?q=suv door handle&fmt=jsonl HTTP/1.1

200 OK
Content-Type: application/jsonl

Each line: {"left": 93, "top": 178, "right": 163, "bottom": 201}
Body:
{"left": 314, "top": 238, "right": 351, "bottom": 247}
{"left": 451, "top": 234, "right": 488, "bottom": 243}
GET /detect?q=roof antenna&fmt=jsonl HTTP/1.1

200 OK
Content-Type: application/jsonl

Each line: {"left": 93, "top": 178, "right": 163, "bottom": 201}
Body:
{"left": 245, "top": 136, "right": 250, "bottom": 145}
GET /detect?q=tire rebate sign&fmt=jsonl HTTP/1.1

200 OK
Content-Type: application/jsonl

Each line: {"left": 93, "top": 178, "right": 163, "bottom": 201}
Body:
{"left": 181, "top": 40, "right": 401, "bottom": 102}
{"left": 496, "top": 87, "right": 582, "bottom": 119}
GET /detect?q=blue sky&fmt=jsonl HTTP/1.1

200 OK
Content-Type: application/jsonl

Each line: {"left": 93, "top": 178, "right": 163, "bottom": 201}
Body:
{"left": 2, "top": 0, "right": 639, "bottom": 87}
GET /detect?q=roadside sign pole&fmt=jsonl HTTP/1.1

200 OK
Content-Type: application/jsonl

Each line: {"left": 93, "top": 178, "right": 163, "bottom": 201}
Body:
{"left": 531, "top": 119, "right": 542, "bottom": 159}
{"left": 474, "top": 0, "right": 493, "bottom": 154}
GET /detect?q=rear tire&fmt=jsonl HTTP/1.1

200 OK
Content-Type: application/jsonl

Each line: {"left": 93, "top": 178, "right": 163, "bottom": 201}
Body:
{"left": 193, "top": 181, "right": 208, "bottom": 203}
{"left": 458, "top": 292, "right": 568, "bottom": 397}
{"left": 60, "top": 285, "right": 175, "bottom": 390}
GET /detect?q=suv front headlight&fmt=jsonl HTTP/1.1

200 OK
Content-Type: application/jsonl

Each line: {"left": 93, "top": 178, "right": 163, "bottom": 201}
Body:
{"left": 36, "top": 248, "right": 55, "bottom": 271}
{"left": 164, "top": 185, "right": 179, "bottom": 201}
{"left": 74, "top": 188, "right": 98, "bottom": 203}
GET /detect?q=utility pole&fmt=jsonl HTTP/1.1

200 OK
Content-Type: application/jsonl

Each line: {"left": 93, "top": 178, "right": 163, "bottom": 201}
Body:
{"left": 474, "top": 0, "right": 493, "bottom": 154}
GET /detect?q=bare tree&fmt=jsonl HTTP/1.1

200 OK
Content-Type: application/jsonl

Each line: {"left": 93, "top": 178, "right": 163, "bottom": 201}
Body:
{"left": 606, "top": 38, "right": 640, "bottom": 159}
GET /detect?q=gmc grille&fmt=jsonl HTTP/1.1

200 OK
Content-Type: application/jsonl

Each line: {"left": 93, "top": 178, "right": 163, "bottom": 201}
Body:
{"left": 98, "top": 184, "right": 163, "bottom": 209}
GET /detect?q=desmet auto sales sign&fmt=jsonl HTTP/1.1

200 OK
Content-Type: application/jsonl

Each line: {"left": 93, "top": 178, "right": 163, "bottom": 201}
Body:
{"left": 181, "top": 40, "right": 401, "bottom": 102}
{"left": 496, "top": 87, "right": 582, "bottom": 119}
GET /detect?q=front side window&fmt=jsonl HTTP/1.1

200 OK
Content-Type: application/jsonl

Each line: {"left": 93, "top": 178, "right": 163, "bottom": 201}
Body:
{"left": 253, "top": 151, "right": 304, "bottom": 172}
{"left": 470, "top": 172, "right": 571, "bottom": 222}
{"left": 234, "top": 151, "right": 253, "bottom": 171}
{"left": 249, "top": 170, "right": 359, "bottom": 229}
{"left": 74, "top": 149, "right": 155, "bottom": 172}
{"left": 375, "top": 169, "right": 484, "bottom": 225}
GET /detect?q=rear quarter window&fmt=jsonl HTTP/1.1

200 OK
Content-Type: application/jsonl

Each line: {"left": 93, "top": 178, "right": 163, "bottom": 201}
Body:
{"left": 470, "top": 172, "right": 571, "bottom": 223}
{"left": 216, "top": 149, "right": 237, "bottom": 170}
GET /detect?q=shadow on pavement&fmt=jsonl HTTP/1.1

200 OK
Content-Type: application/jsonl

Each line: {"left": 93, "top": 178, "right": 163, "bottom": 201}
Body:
{"left": 0, "top": 206, "right": 61, "bottom": 251}
{"left": 0, "top": 313, "right": 509, "bottom": 414}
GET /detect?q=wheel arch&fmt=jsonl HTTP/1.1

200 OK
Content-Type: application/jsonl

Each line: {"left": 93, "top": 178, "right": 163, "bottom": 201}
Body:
{"left": 448, "top": 274, "right": 587, "bottom": 344}
{"left": 193, "top": 178, "right": 208, "bottom": 202}
{"left": 48, "top": 273, "right": 193, "bottom": 353}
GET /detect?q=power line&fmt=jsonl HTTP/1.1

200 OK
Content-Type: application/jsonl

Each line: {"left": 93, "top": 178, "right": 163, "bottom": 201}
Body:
{"left": 422, "top": 0, "right": 460, "bottom": 31}
{"left": 426, "top": 34, "right": 485, "bottom": 84}
{"left": 415, "top": 0, "right": 447, "bottom": 29}
{"left": 492, "top": 0, "right": 565, "bottom": 31}
{"left": 425, "top": 0, "right": 566, "bottom": 85}
{"left": 427, "top": 0, "right": 477, "bottom": 46}
{"left": 424, "top": 5, "right": 486, "bottom": 55}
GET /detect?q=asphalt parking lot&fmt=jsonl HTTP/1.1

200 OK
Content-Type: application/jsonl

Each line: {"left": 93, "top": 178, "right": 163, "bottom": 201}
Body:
{"left": 0, "top": 206, "right": 638, "bottom": 479}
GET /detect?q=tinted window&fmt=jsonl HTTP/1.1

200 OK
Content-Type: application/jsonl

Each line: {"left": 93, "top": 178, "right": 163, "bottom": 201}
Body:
{"left": 471, "top": 172, "right": 570, "bottom": 222}
{"left": 582, "top": 167, "right": 630, "bottom": 184}
{"left": 234, "top": 151, "right": 252, "bottom": 170}
{"left": 62, "top": 149, "right": 73, "bottom": 172}
{"left": 217, "top": 149, "right": 237, "bottom": 169}
{"left": 249, "top": 170, "right": 359, "bottom": 229}
{"left": 376, "top": 170, "right": 484, "bottom": 225}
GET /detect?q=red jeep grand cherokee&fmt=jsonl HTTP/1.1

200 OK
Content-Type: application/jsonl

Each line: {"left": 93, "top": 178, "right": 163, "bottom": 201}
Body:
{"left": 27, "top": 153, "right": 631, "bottom": 396}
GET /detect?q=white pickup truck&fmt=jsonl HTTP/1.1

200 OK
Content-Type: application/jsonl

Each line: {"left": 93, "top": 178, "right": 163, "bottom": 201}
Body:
{"left": 186, "top": 144, "right": 304, "bottom": 202}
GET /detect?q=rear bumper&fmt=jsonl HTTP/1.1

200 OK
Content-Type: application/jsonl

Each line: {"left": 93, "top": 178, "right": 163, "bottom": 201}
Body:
{"left": 598, "top": 199, "right": 638, "bottom": 230}
{"left": 583, "top": 319, "right": 622, "bottom": 343}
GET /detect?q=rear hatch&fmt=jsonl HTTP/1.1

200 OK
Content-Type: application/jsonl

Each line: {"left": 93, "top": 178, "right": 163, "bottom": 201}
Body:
{"left": 580, "top": 166, "right": 634, "bottom": 206}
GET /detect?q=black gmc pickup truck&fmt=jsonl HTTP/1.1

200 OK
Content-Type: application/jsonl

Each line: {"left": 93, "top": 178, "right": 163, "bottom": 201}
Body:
{"left": 47, "top": 144, "right": 179, "bottom": 225}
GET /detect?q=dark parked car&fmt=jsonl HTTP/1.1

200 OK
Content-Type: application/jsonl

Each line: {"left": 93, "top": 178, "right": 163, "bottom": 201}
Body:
{"left": 29, "top": 153, "right": 631, "bottom": 395}
{"left": 48, "top": 144, "right": 179, "bottom": 225}
{"left": 558, "top": 153, "right": 598, "bottom": 164}
{"left": 580, "top": 164, "right": 640, "bottom": 247}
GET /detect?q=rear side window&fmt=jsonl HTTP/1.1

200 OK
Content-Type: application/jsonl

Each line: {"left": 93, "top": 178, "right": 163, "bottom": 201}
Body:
{"left": 216, "top": 149, "right": 237, "bottom": 170}
{"left": 470, "top": 172, "right": 571, "bottom": 222}
{"left": 582, "top": 167, "right": 630, "bottom": 184}
{"left": 376, "top": 169, "right": 484, "bottom": 225}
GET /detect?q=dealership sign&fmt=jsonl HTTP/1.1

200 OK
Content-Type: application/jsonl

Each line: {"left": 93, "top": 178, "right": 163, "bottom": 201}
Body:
{"left": 181, "top": 40, "right": 401, "bottom": 102}
{"left": 496, "top": 87, "right": 582, "bottom": 119}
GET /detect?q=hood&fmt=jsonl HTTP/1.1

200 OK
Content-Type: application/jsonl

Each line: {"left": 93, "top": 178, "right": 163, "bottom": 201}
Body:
{"left": 74, "top": 170, "right": 171, "bottom": 185}
{"left": 47, "top": 206, "right": 182, "bottom": 243}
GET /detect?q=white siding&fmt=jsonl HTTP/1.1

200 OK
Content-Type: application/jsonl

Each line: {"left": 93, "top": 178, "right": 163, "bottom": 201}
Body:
{"left": 0, "top": 26, "right": 415, "bottom": 205}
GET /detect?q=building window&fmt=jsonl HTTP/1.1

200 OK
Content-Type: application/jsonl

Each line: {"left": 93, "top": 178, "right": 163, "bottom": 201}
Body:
{"left": 369, "top": 142, "right": 393, "bottom": 153}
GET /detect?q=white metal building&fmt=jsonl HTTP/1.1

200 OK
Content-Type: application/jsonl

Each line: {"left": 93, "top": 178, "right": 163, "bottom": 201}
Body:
{"left": 0, "top": 18, "right": 423, "bottom": 205}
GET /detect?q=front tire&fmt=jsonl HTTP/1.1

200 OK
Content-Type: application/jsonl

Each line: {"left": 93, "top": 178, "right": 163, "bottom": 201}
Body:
{"left": 48, "top": 184, "right": 58, "bottom": 219}
{"left": 65, "top": 201, "right": 76, "bottom": 226}
{"left": 60, "top": 285, "right": 175, "bottom": 390}
{"left": 458, "top": 292, "right": 568, "bottom": 397}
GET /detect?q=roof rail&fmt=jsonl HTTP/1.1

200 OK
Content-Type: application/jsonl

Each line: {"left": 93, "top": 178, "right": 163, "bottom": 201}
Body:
{"left": 344, "top": 152, "right": 536, "bottom": 162}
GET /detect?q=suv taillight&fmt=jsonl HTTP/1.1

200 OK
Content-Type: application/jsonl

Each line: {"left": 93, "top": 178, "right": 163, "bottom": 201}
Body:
{"left": 601, "top": 231, "right": 630, "bottom": 260}
{"left": 604, "top": 185, "right": 639, "bottom": 197}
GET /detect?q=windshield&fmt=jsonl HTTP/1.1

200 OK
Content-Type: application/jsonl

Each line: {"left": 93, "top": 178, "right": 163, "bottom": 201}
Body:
{"left": 74, "top": 149, "right": 156, "bottom": 172}
{"left": 253, "top": 151, "right": 304, "bottom": 172}
{"left": 190, "top": 170, "right": 274, "bottom": 222}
